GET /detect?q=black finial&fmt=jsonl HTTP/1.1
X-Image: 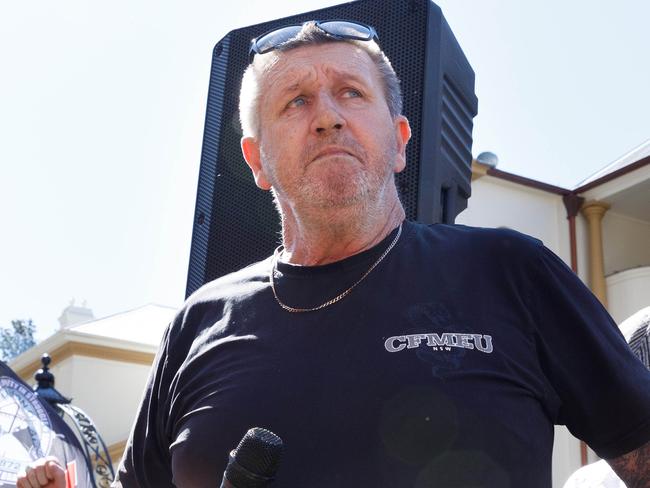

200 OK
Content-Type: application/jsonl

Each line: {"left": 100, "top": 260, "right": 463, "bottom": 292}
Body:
{"left": 35, "top": 353, "right": 55, "bottom": 389}
{"left": 34, "top": 353, "right": 71, "bottom": 407}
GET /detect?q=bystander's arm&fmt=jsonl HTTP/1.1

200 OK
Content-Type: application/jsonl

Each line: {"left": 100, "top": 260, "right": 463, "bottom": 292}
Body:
{"left": 607, "top": 439, "right": 650, "bottom": 488}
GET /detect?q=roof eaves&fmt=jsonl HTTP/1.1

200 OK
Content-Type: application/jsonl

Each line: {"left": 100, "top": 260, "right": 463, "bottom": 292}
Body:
{"left": 572, "top": 155, "right": 650, "bottom": 194}
{"left": 485, "top": 167, "right": 571, "bottom": 195}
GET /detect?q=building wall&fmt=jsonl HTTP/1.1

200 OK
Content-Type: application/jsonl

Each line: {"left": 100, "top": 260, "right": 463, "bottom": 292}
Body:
{"left": 456, "top": 176, "right": 571, "bottom": 262}
{"left": 607, "top": 267, "right": 650, "bottom": 324}
{"left": 602, "top": 212, "right": 650, "bottom": 276}
{"left": 64, "top": 356, "right": 152, "bottom": 448}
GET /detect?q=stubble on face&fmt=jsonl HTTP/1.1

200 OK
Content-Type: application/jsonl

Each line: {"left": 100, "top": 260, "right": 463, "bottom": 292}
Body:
{"left": 261, "top": 130, "right": 397, "bottom": 211}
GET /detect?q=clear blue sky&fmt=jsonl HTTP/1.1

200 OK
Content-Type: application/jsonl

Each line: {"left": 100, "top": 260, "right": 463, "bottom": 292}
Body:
{"left": 1, "top": 0, "right": 649, "bottom": 340}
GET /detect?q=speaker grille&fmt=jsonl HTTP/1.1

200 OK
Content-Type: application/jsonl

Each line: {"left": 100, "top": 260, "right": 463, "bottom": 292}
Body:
{"left": 186, "top": 36, "right": 232, "bottom": 295}
{"left": 441, "top": 74, "right": 474, "bottom": 185}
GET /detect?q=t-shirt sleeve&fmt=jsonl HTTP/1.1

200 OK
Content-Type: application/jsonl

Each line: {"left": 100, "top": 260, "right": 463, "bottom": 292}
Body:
{"left": 113, "top": 324, "right": 176, "bottom": 487}
{"left": 526, "top": 243, "right": 650, "bottom": 459}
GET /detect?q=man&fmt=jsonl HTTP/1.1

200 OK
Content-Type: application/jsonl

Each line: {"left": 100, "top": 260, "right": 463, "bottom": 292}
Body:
{"left": 21, "top": 20, "right": 650, "bottom": 487}
{"left": 563, "top": 308, "right": 650, "bottom": 488}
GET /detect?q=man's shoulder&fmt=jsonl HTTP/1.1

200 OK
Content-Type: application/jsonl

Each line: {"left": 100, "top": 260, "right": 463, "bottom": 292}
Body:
{"left": 405, "top": 220, "right": 544, "bottom": 258}
{"left": 186, "top": 256, "right": 273, "bottom": 306}
{"left": 165, "top": 257, "right": 272, "bottom": 338}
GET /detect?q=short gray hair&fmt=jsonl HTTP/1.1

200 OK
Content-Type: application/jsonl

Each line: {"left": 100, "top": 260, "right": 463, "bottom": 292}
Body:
{"left": 239, "top": 22, "right": 403, "bottom": 138}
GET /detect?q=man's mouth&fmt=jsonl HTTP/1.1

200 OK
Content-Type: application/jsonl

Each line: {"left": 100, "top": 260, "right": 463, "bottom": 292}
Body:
{"left": 312, "top": 146, "right": 355, "bottom": 162}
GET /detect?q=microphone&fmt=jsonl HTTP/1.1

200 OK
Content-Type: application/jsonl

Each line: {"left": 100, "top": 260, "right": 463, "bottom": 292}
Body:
{"left": 220, "top": 427, "right": 284, "bottom": 488}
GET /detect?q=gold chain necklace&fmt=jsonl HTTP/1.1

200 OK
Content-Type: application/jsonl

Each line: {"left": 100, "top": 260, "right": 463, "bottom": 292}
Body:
{"left": 270, "top": 223, "right": 403, "bottom": 313}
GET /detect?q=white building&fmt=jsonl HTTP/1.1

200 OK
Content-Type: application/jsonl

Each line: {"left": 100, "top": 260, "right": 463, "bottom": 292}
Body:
{"left": 9, "top": 140, "right": 650, "bottom": 486}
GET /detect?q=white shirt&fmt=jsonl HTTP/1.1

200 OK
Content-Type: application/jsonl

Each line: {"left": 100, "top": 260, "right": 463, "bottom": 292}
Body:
{"left": 563, "top": 460, "right": 626, "bottom": 488}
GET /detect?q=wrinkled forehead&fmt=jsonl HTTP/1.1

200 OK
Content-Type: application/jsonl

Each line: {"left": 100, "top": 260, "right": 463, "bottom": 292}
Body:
{"left": 255, "top": 42, "right": 380, "bottom": 92}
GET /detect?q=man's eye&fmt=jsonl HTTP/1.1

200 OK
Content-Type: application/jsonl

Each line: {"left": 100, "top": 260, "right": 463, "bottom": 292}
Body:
{"left": 287, "top": 96, "right": 306, "bottom": 108}
{"left": 343, "top": 89, "right": 362, "bottom": 98}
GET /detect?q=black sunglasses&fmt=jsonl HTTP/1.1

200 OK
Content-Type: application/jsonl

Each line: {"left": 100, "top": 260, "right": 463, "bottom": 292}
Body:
{"left": 249, "top": 20, "right": 380, "bottom": 63}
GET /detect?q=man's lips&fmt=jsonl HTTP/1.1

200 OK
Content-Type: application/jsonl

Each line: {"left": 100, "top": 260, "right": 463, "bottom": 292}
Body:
{"left": 311, "top": 147, "right": 356, "bottom": 162}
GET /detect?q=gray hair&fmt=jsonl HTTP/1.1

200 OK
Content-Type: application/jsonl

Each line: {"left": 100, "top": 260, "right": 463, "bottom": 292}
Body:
{"left": 239, "top": 22, "right": 403, "bottom": 138}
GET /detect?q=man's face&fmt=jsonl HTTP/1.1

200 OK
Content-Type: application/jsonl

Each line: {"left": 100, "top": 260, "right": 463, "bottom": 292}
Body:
{"left": 241, "top": 42, "right": 411, "bottom": 212}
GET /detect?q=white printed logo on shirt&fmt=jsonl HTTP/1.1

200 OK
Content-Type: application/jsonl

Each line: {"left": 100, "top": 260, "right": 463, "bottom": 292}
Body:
{"left": 384, "top": 332, "right": 493, "bottom": 354}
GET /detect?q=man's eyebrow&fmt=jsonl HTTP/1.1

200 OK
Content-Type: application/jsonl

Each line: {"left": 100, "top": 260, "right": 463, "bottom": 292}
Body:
{"left": 275, "top": 74, "right": 310, "bottom": 95}
{"left": 282, "top": 82, "right": 301, "bottom": 93}
{"left": 323, "top": 66, "right": 372, "bottom": 86}
{"left": 275, "top": 67, "right": 372, "bottom": 95}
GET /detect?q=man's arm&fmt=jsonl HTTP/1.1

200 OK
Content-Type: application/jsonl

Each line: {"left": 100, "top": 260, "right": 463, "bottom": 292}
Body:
{"left": 607, "top": 440, "right": 650, "bottom": 488}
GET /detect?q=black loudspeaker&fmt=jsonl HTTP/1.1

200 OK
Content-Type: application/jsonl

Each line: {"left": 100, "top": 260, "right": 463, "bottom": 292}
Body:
{"left": 186, "top": 0, "right": 478, "bottom": 297}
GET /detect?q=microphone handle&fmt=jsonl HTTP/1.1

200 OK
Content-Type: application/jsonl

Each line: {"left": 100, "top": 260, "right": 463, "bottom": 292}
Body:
{"left": 219, "top": 453, "right": 276, "bottom": 488}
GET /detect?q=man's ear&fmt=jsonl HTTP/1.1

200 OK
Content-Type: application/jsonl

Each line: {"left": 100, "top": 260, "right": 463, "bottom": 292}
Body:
{"left": 241, "top": 136, "right": 272, "bottom": 190}
{"left": 393, "top": 115, "right": 411, "bottom": 173}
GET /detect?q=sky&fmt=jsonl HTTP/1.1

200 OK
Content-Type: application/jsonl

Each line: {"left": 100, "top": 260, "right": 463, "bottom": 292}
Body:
{"left": 1, "top": 0, "right": 649, "bottom": 341}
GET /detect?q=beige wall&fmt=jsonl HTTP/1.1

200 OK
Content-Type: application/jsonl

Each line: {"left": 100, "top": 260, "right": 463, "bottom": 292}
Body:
{"left": 602, "top": 212, "right": 650, "bottom": 276}
{"left": 457, "top": 176, "right": 571, "bottom": 262}
{"left": 62, "top": 356, "right": 153, "bottom": 448}
{"left": 607, "top": 266, "right": 650, "bottom": 324}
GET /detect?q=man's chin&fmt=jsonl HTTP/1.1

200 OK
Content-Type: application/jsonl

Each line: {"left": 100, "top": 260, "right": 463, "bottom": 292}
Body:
{"left": 298, "top": 186, "right": 370, "bottom": 210}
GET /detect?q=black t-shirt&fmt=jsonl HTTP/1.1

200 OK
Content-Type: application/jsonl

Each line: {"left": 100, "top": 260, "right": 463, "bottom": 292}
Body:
{"left": 115, "top": 221, "right": 650, "bottom": 487}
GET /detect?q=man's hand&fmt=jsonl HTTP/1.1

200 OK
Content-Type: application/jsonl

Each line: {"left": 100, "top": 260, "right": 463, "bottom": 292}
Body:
{"left": 607, "top": 439, "right": 650, "bottom": 488}
{"left": 16, "top": 456, "right": 66, "bottom": 488}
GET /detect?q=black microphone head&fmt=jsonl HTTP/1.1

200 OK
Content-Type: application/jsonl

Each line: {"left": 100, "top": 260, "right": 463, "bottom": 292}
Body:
{"left": 225, "top": 427, "right": 283, "bottom": 487}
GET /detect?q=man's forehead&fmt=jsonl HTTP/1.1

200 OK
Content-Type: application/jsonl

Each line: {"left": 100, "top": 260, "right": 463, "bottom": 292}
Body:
{"left": 256, "top": 43, "right": 378, "bottom": 88}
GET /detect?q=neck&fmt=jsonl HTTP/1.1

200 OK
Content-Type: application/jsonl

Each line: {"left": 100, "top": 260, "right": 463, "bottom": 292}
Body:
{"left": 277, "top": 191, "right": 405, "bottom": 266}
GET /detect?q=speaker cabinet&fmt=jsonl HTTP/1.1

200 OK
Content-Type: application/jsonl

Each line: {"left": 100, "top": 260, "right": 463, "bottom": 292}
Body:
{"left": 186, "top": 0, "right": 478, "bottom": 297}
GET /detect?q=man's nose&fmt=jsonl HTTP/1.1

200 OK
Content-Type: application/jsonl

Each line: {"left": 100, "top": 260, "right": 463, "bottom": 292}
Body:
{"left": 311, "top": 94, "right": 345, "bottom": 134}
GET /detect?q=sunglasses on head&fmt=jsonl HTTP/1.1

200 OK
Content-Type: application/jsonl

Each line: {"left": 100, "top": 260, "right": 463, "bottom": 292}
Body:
{"left": 249, "top": 20, "right": 379, "bottom": 63}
